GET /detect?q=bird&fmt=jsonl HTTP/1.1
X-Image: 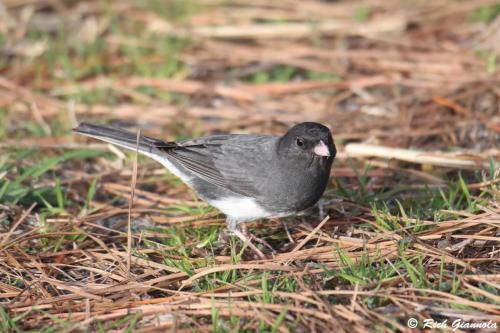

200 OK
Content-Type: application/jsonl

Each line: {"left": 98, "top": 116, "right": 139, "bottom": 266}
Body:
{"left": 73, "top": 122, "right": 336, "bottom": 259}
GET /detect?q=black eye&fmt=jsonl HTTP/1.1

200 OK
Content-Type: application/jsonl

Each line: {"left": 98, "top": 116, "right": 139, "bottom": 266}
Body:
{"left": 296, "top": 138, "right": 304, "bottom": 146}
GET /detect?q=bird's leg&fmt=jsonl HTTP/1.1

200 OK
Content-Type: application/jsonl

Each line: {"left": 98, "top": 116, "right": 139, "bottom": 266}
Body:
{"left": 226, "top": 218, "right": 267, "bottom": 260}
{"left": 282, "top": 220, "right": 295, "bottom": 244}
{"left": 239, "top": 223, "right": 276, "bottom": 253}
{"left": 232, "top": 229, "right": 267, "bottom": 260}
{"left": 318, "top": 198, "right": 326, "bottom": 219}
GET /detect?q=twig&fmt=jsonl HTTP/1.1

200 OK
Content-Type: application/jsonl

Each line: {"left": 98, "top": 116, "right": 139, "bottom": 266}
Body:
{"left": 159, "top": 17, "right": 406, "bottom": 39}
{"left": 30, "top": 102, "right": 51, "bottom": 135}
{"left": 127, "top": 130, "right": 140, "bottom": 272}
{"left": 0, "top": 203, "right": 36, "bottom": 249}
{"left": 345, "top": 143, "right": 485, "bottom": 169}
{"left": 291, "top": 216, "right": 330, "bottom": 253}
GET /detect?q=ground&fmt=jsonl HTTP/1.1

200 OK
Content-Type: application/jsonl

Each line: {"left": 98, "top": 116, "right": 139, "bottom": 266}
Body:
{"left": 0, "top": 0, "right": 499, "bottom": 332}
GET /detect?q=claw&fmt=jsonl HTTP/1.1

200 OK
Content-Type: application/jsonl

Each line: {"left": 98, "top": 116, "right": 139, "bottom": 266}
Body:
{"left": 239, "top": 223, "right": 276, "bottom": 254}
{"left": 232, "top": 229, "right": 267, "bottom": 259}
{"left": 226, "top": 219, "right": 275, "bottom": 259}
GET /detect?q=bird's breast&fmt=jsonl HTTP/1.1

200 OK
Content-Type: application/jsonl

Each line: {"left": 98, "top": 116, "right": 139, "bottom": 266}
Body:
{"left": 256, "top": 159, "right": 331, "bottom": 213}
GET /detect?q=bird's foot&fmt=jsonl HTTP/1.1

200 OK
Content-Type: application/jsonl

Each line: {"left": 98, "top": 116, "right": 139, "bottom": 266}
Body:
{"left": 231, "top": 229, "right": 268, "bottom": 260}
{"left": 239, "top": 223, "right": 276, "bottom": 254}
{"left": 217, "top": 229, "right": 231, "bottom": 245}
{"left": 219, "top": 228, "right": 267, "bottom": 259}
{"left": 225, "top": 219, "right": 275, "bottom": 260}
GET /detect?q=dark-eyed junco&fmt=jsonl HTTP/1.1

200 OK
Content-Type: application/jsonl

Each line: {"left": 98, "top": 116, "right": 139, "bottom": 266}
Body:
{"left": 73, "top": 122, "right": 336, "bottom": 258}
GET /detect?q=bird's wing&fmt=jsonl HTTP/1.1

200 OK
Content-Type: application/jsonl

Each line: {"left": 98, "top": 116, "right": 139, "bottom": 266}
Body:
{"left": 156, "top": 135, "right": 271, "bottom": 197}
{"left": 73, "top": 123, "right": 270, "bottom": 197}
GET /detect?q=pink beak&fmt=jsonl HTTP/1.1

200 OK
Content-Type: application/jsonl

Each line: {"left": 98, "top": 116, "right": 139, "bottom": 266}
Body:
{"left": 313, "top": 140, "right": 330, "bottom": 157}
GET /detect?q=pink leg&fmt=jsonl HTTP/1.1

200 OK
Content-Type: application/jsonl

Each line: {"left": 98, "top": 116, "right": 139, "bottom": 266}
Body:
{"left": 239, "top": 223, "right": 276, "bottom": 253}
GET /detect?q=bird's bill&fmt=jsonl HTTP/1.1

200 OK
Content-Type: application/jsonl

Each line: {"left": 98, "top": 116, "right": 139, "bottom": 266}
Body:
{"left": 313, "top": 140, "right": 330, "bottom": 157}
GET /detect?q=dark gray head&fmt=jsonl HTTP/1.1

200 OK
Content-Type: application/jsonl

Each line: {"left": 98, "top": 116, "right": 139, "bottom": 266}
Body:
{"left": 278, "top": 122, "right": 336, "bottom": 162}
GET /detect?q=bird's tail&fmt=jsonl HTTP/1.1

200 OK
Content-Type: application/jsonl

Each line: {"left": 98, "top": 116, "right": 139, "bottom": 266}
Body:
{"left": 73, "top": 123, "right": 172, "bottom": 156}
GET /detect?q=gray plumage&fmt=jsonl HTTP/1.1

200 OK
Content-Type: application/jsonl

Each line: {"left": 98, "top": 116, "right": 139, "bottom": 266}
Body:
{"left": 73, "top": 122, "right": 336, "bottom": 258}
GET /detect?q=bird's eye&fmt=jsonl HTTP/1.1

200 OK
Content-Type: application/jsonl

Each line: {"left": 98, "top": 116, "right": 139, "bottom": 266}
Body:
{"left": 296, "top": 138, "right": 304, "bottom": 146}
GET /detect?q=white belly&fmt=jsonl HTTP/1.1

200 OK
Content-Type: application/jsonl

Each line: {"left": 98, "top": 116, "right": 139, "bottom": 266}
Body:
{"left": 209, "top": 197, "right": 271, "bottom": 222}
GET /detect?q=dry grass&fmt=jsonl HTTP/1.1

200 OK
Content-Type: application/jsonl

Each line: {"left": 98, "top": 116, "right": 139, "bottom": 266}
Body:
{"left": 0, "top": 0, "right": 499, "bottom": 332}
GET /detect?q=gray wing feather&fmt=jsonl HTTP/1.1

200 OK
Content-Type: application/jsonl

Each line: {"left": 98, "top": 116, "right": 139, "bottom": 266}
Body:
{"left": 164, "top": 135, "right": 271, "bottom": 197}
{"left": 74, "top": 123, "right": 272, "bottom": 197}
